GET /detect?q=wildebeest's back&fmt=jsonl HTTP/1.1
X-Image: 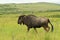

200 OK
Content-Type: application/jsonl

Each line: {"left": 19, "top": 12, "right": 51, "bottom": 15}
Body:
{"left": 29, "top": 17, "right": 49, "bottom": 28}
{"left": 25, "top": 15, "right": 41, "bottom": 28}
{"left": 38, "top": 17, "right": 49, "bottom": 26}
{"left": 23, "top": 15, "right": 49, "bottom": 28}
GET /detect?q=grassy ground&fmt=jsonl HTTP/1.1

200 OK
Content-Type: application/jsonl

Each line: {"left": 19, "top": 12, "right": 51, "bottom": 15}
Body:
{"left": 0, "top": 12, "right": 60, "bottom": 40}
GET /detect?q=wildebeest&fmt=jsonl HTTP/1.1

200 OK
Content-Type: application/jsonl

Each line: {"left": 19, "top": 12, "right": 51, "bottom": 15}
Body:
{"left": 18, "top": 15, "right": 53, "bottom": 32}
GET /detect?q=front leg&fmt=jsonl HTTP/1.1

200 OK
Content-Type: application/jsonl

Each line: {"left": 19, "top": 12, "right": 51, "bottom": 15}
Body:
{"left": 27, "top": 27, "right": 30, "bottom": 32}
{"left": 34, "top": 28, "right": 38, "bottom": 33}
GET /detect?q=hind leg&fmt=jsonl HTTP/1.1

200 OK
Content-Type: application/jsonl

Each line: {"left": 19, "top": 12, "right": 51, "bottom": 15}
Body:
{"left": 43, "top": 26, "right": 50, "bottom": 32}
{"left": 47, "top": 27, "right": 50, "bottom": 32}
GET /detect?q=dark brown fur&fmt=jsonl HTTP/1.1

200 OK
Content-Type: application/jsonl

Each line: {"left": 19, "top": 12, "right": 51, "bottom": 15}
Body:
{"left": 18, "top": 15, "right": 53, "bottom": 32}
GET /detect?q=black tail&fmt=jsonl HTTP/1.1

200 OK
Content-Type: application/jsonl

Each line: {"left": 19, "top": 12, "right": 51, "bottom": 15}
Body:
{"left": 48, "top": 19, "right": 54, "bottom": 32}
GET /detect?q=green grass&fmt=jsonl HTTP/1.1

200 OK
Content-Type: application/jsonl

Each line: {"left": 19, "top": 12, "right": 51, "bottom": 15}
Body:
{"left": 0, "top": 2, "right": 60, "bottom": 14}
{"left": 0, "top": 12, "right": 60, "bottom": 40}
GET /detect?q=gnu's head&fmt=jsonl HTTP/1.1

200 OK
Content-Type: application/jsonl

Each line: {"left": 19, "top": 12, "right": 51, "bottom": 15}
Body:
{"left": 18, "top": 15, "right": 26, "bottom": 24}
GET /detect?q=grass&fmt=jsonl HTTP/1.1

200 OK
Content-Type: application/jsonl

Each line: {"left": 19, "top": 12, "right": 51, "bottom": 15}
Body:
{"left": 0, "top": 12, "right": 60, "bottom": 40}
